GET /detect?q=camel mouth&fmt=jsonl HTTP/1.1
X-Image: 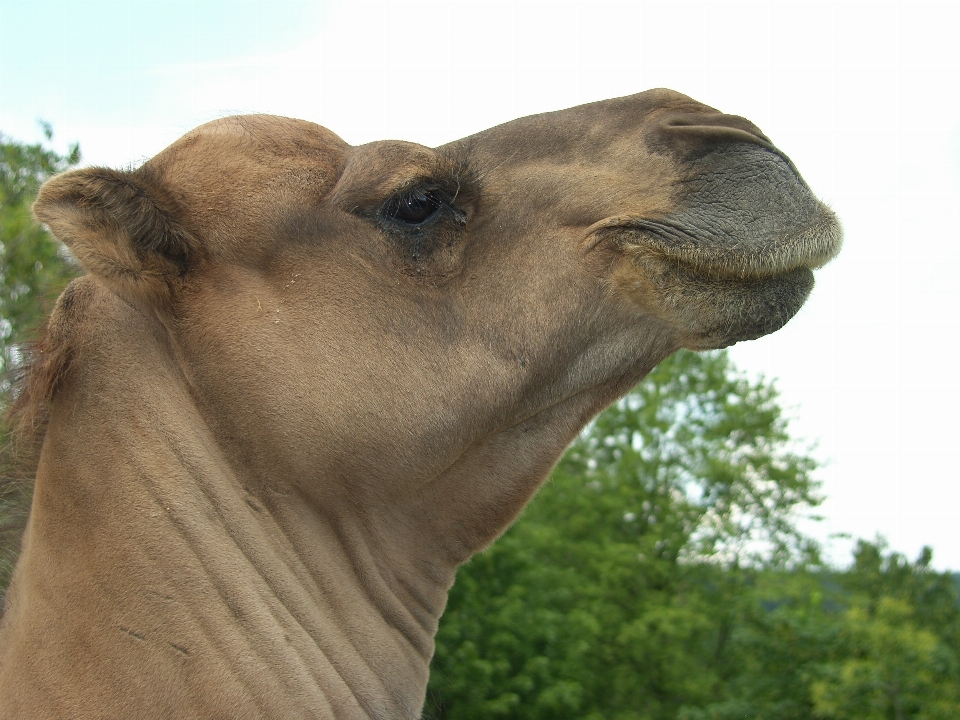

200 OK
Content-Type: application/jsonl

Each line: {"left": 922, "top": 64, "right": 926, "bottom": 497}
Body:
{"left": 602, "top": 145, "right": 843, "bottom": 349}
{"left": 611, "top": 202, "right": 843, "bottom": 282}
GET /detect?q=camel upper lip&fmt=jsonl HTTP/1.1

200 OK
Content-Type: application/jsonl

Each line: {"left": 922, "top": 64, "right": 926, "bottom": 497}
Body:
{"left": 609, "top": 204, "right": 843, "bottom": 280}
{"left": 601, "top": 136, "right": 844, "bottom": 280}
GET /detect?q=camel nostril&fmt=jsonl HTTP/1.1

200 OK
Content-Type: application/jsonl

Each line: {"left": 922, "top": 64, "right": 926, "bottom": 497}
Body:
{"left": 665, "top": 111, "right": 768, "bottom": 134}
{"left": 662, "top": 112, "right": 774, "bottom": 148}
{"left": 650, "top": 112, "right": 777, "bottom": 159}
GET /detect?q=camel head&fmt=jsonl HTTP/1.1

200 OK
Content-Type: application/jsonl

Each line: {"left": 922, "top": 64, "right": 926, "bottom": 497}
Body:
{"left": 4, "top": 89, "right": 840, "bottom": 719}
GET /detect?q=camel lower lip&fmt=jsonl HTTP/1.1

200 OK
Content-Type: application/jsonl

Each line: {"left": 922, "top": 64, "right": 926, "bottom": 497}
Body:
{"left": 680, "top": 265, "right": 817, "bottom": 348}
{"left": 613, "top": 244, "right": 819, "bottom": 349}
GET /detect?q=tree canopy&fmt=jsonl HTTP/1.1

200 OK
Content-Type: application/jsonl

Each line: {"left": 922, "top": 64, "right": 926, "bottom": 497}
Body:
{"left": 425, "top": 354, "right": 960, "bottom": 719}
{"left": 1, "top": 125, "right": 80, "bottom": 378}
{"left": 0, "top": 126, "right": 80, "bottom": 593}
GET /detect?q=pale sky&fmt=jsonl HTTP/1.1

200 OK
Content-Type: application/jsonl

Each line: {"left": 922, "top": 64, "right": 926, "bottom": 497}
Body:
{"left": 2, "top": 1, "right": 958, "bottom": 570}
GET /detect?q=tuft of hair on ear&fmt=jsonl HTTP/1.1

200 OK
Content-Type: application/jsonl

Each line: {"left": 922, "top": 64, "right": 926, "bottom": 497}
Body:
{"left": 32, "top": 166, "right": 201, "bottom": 307}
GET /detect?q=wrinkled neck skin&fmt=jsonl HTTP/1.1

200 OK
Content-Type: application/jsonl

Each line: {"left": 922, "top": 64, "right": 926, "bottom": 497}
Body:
{"left": 0, "top": 289, "right": 437, "bottom": 719}
{"left": 0, "top": 285, "right": 671, "bottom": 719}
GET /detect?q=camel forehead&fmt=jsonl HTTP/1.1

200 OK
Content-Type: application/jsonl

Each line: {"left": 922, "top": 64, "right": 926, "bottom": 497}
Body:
{"left": 152, "top": 115, "right": 350, "bottom": 195}
{"left": 174, "top": 114, "right": 347, "bottom": 156}
{"left": 142, "top": 115, "right": 352, "bottom": 245}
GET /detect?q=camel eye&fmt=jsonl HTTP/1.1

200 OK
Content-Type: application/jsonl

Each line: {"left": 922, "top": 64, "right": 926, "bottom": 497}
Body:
{"left": 387, "top": 190, "right": 444, "bottom": 225}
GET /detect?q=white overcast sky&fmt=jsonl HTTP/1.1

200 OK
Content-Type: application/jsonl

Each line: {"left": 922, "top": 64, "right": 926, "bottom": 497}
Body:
{"left": 2, "top": 1, "right": 958, "bottom": 570}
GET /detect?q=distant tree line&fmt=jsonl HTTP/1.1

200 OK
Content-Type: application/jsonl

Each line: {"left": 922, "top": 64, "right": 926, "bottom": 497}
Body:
{"left": 2, "top": 130, "right": 958, "bottom": 719}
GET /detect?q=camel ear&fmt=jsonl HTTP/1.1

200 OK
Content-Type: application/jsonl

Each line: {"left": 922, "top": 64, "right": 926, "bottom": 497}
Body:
{"left": 33, "top": 167, "right": 199, "bottom": 306}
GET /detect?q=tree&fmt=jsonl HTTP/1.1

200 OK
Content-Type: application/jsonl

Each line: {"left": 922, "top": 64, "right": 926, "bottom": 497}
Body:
{"left": 0, "top": 124, "right": 80, "bottom": 372}
{"left": 810, "top": 541, "right": 960, "bottom": 720}
{"left": 663, "top": 541, "right": 960, "bottom": 720}
{"left": 427, "top": 390, "right": 960, "bottom": 720}
{"left": 0, "top": 125, "right": 81, "bottom": 595}
{"left": 810, "top": 597, "right": 959, "bottom": 720}
{"left": 426, "top": 349, "right": 823, "bottom": 720}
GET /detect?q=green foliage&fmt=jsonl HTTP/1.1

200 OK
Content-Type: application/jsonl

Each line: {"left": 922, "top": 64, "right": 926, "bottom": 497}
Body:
{"left": 427, "top": 354, "right": 960, "bottom": 720}
{"left": 0, "top": 126, "right": 81, "bottom": 595}
{"left": 0, "top": 125, "right": 80, "bottom": 372}
{"left": 427, "top": 351, "right": 824, "bottom": 719}
{"left": 809, "top": 542, "right": 960, "bottom": 720}
{"left": 562, "top": 349, "right": 821, "bottom": 566}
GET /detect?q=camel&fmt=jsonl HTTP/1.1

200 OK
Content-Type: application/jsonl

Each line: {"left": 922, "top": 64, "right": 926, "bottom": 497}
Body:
{"left": 0, "top": 89, "right": 840, "bottom": 718}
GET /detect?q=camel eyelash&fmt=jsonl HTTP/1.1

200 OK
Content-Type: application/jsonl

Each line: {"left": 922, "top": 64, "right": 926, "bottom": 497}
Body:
{"left": 381, "top": 183, "right": 466, "bottom": 228}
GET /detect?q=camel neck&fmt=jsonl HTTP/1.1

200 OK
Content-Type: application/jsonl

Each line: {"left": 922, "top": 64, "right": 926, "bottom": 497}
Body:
{"left": 0, "top": 295, "right": 448, "bottom": 719}
{"left": 2, "top": 379, "right": 446, "bottom": 719}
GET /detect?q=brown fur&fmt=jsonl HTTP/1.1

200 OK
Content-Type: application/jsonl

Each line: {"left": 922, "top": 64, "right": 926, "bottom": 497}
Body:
{"left": 8, "top": 280, "right": 89, "bottom": 439}
{"left": 0, "top": 90, "right": 840, "bottom": 719}
{"left": 0, "top": 284, "right": 86, "bottom": 587}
